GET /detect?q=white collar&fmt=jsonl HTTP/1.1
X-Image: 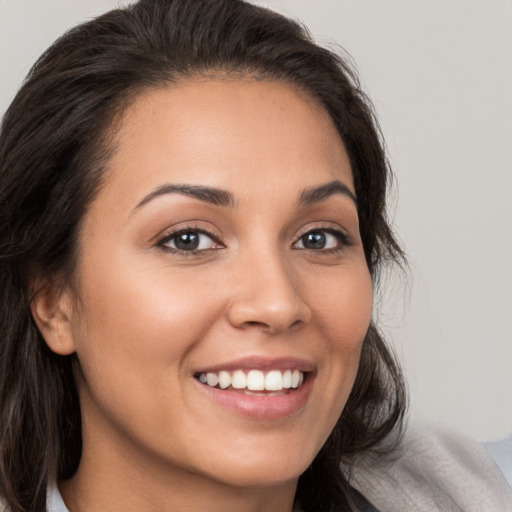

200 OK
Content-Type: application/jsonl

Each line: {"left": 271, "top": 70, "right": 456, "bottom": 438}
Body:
{"left": 47, "top": 485, "right": 69, "bottom": 512}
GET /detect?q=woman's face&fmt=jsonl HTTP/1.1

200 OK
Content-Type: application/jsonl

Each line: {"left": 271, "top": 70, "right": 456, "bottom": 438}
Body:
{"left": 61, "top": 80, "right": 373, "bottom": 489}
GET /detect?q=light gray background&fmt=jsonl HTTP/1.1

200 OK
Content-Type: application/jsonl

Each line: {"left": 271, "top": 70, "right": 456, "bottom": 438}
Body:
{"left": 1, "top": 0, "right": 510, "bottom": 441}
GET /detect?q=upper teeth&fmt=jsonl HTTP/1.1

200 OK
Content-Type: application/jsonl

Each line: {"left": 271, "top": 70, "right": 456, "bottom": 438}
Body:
{"left": 197, "top": 369, "right": 304, "bottom": 391}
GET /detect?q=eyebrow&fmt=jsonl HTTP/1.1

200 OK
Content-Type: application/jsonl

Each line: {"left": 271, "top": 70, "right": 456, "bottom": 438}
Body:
{"left": 134, "top": 184, "right": 237, "bottom": 211}
{"left": 298, "top": 180, "right": 357, "bottom": 207}
{"left": 133, "top": 179, "right": 356, "bottom": 213}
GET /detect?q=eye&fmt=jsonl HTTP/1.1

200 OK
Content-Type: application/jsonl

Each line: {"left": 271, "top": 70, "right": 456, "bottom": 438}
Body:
{"left": 293, "top": 228, "right": 352, "bottom": 251}
{"left": 158, "top": 229, "right": 221, "bottom": 253}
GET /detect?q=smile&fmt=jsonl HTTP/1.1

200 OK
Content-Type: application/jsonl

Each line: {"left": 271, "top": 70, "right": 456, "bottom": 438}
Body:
{"left": 194, "top": 358, "right": 315, "bottom": 418}
{"left": 196, "top": 369, "right": 305, "bottom": 392}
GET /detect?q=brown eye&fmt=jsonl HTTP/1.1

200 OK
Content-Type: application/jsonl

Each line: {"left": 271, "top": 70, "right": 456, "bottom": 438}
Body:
{"left": 302, "top": 232, "right": 327, "bottom": 249}
{"left": 173, "top": 232, "right": 200, "bottom": 251}
{"left": 159, "top": 230, "right": 220, "bottom": 252}
{"left": 294, "top": 230, "right": 342, "bottom": 250}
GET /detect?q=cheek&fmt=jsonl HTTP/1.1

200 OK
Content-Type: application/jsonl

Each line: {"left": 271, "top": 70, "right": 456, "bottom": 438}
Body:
{"left": 72, "top": 258, "right": 220, "bottom": 355}
{"left": 310, "top": 263, "right": 373, "bottom": 351}
{"left": 68, "top": 266, "right": 226, "bottom": 438}
{"left": 67, "top": 259, "right": 227, "bottom": 419}
{"left": 310, "top": 263, "right": 373, "bottom": 395}
{"left": 297, "top": 263, "right": 373, "bottom": 450}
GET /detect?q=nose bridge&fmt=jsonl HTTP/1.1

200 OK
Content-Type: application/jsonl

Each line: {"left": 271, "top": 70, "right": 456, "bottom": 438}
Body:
{"left": 227, "top": 243, "right": 311, "bottom": 332}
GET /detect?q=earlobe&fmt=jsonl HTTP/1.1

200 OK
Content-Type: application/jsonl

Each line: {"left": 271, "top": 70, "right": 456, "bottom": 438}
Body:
{"left": 30, "top": 279, "right": 77, "bottom": 356}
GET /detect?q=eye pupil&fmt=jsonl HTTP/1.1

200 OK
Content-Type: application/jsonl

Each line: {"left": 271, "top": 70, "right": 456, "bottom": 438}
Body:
{"left": 303, "top": 232, "right": 326, "bottom": 249}
{"left": 174, "top": 232, "right": 199, "bottom": 250}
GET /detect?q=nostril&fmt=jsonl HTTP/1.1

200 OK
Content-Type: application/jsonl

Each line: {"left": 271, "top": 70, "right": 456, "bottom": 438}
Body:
{"left": 238, "top": 320, "right": 276, "bottom": 332}
{"left": 237, "top": 318, "right": 305, "bottom": 335}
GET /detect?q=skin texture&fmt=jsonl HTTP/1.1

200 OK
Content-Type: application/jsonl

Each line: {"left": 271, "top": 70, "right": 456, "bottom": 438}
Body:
{"left": 33, "top": 79, "right": 373, "bottom": 512}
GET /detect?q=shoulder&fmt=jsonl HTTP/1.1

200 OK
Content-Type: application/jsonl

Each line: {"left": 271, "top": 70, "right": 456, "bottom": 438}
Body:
{"left": 483, "top": 433, "right": 512, "bottom": 489}
{"left": 350, "top": 420, "right": 512, "bottom": 512}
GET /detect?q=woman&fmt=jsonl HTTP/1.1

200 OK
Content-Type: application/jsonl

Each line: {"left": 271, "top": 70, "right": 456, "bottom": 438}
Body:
{"left": 0, "top": 1, "right": 510, "bottom": 511}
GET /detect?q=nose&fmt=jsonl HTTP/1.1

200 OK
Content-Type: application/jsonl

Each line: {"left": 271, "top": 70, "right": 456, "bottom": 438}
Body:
{"left": 226, "top": 249, "right": 312, "bottom": 334}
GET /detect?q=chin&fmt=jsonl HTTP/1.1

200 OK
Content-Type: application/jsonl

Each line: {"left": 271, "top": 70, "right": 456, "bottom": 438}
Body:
{"left": 202, "top": 443, "right": 317, "bottom": 489}
{"left": 215, "top": 464, "right": 305, "bottom": 489}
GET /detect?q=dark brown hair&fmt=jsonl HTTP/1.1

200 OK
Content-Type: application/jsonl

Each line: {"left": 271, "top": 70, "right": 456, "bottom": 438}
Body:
{"left": 0, "top": 1, "right": 406, "bottom": 510}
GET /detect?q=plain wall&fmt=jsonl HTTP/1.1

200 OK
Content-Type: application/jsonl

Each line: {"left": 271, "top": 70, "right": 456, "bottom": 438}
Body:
{"left": 1, "top": 0, "right": 511, "bottom": 441}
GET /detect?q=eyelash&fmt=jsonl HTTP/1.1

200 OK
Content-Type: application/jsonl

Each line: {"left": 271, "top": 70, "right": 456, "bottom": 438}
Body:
{"left": 156, "top": 225, "right": 222, "bottom": 256}
{"left": 156, "top": 223, "right": 355, "bottom": 256}
{"left": 293, "top": 224, "right": 356, "bottom": 253}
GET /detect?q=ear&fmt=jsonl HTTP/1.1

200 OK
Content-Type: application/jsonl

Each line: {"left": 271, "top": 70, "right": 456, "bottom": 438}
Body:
{"left": 30, "top": 278, "right": 77, "bottom": 356}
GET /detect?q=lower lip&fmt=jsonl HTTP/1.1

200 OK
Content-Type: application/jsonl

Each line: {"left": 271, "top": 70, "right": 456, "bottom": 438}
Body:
{"left": 196, "top": 376, "right": 314, "bottom": 419}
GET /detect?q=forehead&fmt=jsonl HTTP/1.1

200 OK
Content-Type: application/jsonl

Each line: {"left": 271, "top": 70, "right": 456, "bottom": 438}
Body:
{"left": 100, "top": 79, "right": 354, "bottom": 208}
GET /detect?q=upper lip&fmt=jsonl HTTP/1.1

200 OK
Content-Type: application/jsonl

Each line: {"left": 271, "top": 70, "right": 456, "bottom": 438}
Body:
{"left": 194, "top": 356, "right": 316, "bottom": 375}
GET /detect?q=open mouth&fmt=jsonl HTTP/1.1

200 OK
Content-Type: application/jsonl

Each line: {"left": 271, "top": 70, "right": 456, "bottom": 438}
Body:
{"left": 194, "top": 364, "right": 315, "bottom": 418}
{"left": 194, "top": 369, "right": 307, "bottom": 394}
